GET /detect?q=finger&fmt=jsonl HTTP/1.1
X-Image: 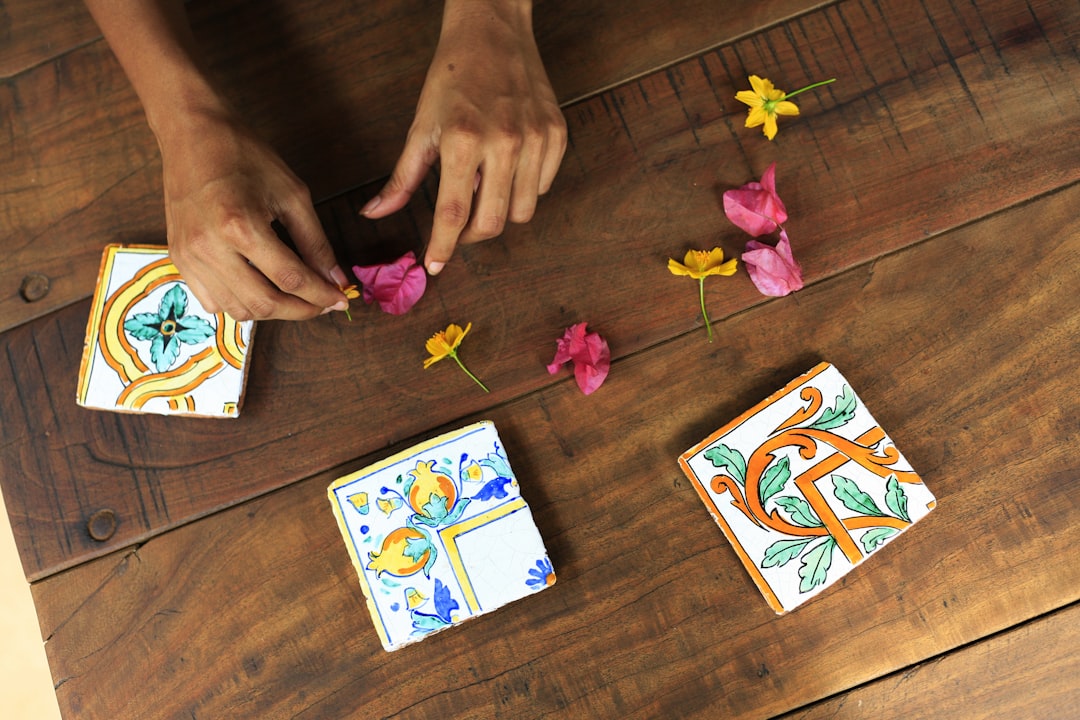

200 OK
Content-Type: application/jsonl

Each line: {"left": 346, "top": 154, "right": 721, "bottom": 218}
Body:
{"left": 277, "top": 189, "right": 349, "bottom": 291}
{"left": 507, "top": 134, "right": 545, "bottom": 225}
{"left": 361, "top": 132, "right": 439, "bottom": 219}
{"left": 221, "top": 252, "right": 334, "bottom": 321}
{"left": 458, "top": 150, "right": 515, "bottom": 246}
{"left": 425, "top": 148, "right": 480, "bottom": 273}
{"left": 241, "top": 221, "right": 346, "bottom": 312}
{"left": 538, "top": 117, "right": 568, "bottom": 194}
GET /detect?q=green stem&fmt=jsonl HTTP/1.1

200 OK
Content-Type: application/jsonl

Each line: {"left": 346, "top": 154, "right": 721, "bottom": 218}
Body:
{"left": 344, "top": 307, "right": 353, "bottom": 322}
{"left": 699, "top": 278, "right": 713, "bottom": 343}
{"left": 452, "top": 352, "right": 489, "bottom": 392}
{"left": 783, "top": 78, "right": 836, "bottom": 100}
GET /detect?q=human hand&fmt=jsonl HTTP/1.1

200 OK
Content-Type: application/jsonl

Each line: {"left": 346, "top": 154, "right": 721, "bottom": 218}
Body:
{"left": 361, "top": 0, "right": 567, "bottom": 275}
{"left": 159, "top": 109, "right": 349, "bottom": 320}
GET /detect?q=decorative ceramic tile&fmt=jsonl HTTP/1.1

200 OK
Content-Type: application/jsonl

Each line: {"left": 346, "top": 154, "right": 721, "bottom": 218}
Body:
{"left": 678, "top": 362, "right": 935, "bottom": 613}
{"left": 328, "top": 421, "right": 555, "bottom": 651}
{"left": 76, "top": 244, "right": 255, "bottom": 417}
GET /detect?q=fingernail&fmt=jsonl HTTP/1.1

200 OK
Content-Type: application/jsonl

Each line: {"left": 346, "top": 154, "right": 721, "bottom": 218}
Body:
{"left": 427, "top": 261, "right": 445, "bottom": 276}
{"left": 330, "top": 266, "right": 348, "bottom": 287}
{"left": 359, "top": 196, "right": 381, "bottom": 216}
{"left": 321, "top": 306, "right": 334, "bottom": 315}
{"left": 331, "top": 300, "right": 349, "bottom": 312}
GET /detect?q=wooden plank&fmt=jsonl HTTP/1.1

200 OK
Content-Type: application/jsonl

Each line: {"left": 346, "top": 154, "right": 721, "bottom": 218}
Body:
{"left": 778, "top": 603, "right": 1080, "bottom": 720}
{"left": 0, "top": 0, "right": 97, "bottom": 79}
{"left": 0, "top": 0, "right": 829, "bottom": 333}
{"left": 32, "top": 185, "right": 1080, "bottom": 719}
{"left": 2, "top": 0, "right": 1079, "bottom": 580}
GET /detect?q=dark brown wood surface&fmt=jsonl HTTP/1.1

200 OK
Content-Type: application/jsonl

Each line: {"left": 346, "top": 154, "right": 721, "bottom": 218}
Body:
{"left": 778, "top": 602, "right": 1080, "bottom": 720}
{"left": 3, "top": 0, "right": 1078, "bottom": 581}
{"left": 3, "top": 0, "right": 1079, "bottom": 717}
{"left": 33, "top": 184, "right": 1080, "bottom": 718}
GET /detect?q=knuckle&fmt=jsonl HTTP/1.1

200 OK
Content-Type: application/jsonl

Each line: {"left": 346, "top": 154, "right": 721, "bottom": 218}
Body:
{"left": 245, "top": 295, "right": 277, "bottom": 320}
{"left": 274, "top": 267, "right": 307, "bottom": 294}
{"left": 226, "top": 307, "right": 253, "bottom": 322}
{"left": 509, "top": 204, "right": 535, "bottom": 224}
{"left": 436, "top": 200, "right": 471, "bottom": 229}
{"left": 475, "top": 214, "right": 506, "bottom": 238}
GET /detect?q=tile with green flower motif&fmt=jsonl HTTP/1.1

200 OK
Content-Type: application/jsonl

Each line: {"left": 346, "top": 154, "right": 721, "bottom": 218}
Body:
{"left": 76, "top": 244, "right": 255, "bottom": 417}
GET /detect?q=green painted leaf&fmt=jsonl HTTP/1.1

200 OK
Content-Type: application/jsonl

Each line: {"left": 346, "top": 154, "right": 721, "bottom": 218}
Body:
{"left": 411, "top": 613, "right": 449, "bottom": 632}
{"left": 402, "top": 536, "right": 430, "bottom": 562}
{"left": 832, "top": 475, "right": 885, "bottom": 516}
{"left": 808, "top": 385, "right": 857, "bottom": 431}
{"left": 160, "top": 283, "right": 188, "bottom": 320}
{"left": 175, "top": 314, "right": 214, "bottom": 344}
{"left": 124, "top": 316, "right": 161, "bottom": 341}
{"left": 860, "top": 527, "right": 897, "bottom": 553}
{"left": 421, "top": 493, "right": 449, "bottom": 521}
{"left": 759, "top": 456, "right": 791, "bottom": 504}
{"left": 775, "top": 496, "right": 824, "bottom": 528}
{"left": 150, "top": 333, "right": 180, "bottom": 373}
{"left": 798, "top": 537, "right": 836, "bottom": 593}
{"left": 761, "top": 537, "right": 813, "bottom": 568}
{"left": 703, "top": 444, "right": 747, "bottom": 487}
{"left": 885, "top": 475, "right": 910, "bottom": 522}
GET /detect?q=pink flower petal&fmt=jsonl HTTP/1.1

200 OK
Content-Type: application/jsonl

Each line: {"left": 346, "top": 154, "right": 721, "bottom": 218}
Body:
{"left": 722, "top": 162, "right": 788, "bottom": 237}
{"left": 352, "top": 251, "right": 427, "bottom": 315}
{"left": 742, "top": 230, "right": 804, "bottom": 297}
{"left": 547, "top": 323, "right": 610, "bottom": 395}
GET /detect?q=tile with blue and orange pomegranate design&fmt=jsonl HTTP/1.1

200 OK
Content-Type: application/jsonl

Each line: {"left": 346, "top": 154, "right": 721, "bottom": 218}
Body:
{"left": 328, "top": 421, "right": 555, "bottom": 651}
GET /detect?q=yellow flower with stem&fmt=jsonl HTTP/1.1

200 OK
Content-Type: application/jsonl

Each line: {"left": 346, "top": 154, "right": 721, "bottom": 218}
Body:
{"left": 668, "top": 248, "right": 738, "bottom": 342}
{"left": 339, "top": 284, "right": 360, "bottom": 321}
{"left": 424, "top": 322, "right": 489, "bottom": 392}
{"left": 735, "top": 75, "right": 836, "bottom": 140}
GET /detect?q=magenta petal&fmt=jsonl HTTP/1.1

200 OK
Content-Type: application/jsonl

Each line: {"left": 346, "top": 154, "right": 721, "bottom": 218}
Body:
{"left": 742, "top": 231, "right": 803, "bottom": 297}
{"left": 548, "top": 323, "right": 610, "bottom": 394}
{"left": 352, "top": 251, "right": 427, "bottom": 315}
{"left": 722, "top": 162, "right": 788, "bottom": 237}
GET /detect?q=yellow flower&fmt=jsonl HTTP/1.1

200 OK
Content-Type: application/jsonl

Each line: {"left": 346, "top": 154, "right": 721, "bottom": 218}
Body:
{"left": 338, "top": 284, "right": 360, "bottom": 320}
{"left": 734, "top": 75, "right": 836, "bottom": 140}
{"left": 667, "top": 248, "right": 738, "bottom": 342}
{"left": 423, "top": 322, "right": 489, "bottom": 392}
{"left": 735, "top": 76, "right": 799, "bottom": 140}
{"left": 424, "top": 323, "right": 471, "bottom": 368}
{"left": 668, "top": 249, "right": 738, "bottom": 279}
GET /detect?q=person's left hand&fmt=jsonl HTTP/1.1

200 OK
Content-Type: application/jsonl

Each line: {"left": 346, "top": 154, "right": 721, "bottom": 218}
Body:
{"left": 361, "top": 0, "right": 567, "bottom": 275}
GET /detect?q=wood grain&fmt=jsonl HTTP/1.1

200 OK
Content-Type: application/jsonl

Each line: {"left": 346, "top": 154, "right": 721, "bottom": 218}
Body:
{"left": 0, "top": 0, "right": 829, "bottom": 333}
{"left": 2, "top": 0, "right": 1078, "bottom": 580}
{"left": 33, "top": 184, "right": 1080, "bottom": 719}
{"left": 778, "top": 603, "right": 1080, "bottom": 720}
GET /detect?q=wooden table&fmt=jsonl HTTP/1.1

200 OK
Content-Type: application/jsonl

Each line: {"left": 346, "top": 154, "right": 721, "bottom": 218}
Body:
{"left": 2, "top": 0, "right": 1078, "bottom": 717}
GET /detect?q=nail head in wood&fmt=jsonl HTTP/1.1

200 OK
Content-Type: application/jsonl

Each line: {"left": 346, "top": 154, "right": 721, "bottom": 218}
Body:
{"left": 19, "top": 273, "right": 51, "bottom": 302}
{"left": 87, "top": 509, "right": 117, "bottom": 542}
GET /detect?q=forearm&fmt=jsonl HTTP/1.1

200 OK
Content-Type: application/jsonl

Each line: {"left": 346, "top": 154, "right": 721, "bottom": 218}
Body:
{"left": 83, "top": 0, "right": 228, "bottom": 145}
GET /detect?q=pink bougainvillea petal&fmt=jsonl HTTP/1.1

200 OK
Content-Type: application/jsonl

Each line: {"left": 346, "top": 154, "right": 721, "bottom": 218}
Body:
{"left": 547, "top": 322, "right": 610, "bottom": 395}
{"left": 722, "top": 162, "right": 788, "bottom": 237}
{"left": 352, "top": 251, "right": 427, "bottom": 315}
{"left": 742, "top": 230, "right": 804, "bottom": 297}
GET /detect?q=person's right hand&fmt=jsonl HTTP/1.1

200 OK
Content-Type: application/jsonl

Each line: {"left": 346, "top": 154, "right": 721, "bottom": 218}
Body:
{"left": 159, "top": 109, "right": 349, "bottom": 321}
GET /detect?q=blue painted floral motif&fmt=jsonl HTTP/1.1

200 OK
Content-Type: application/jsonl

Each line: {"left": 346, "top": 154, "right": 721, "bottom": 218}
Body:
{"left": 123, "top": 283, "right": 214, "bottom": 372}
{"left": 411, "top": 579, "right": 459, "bottom": 634}
{"left": 526, "top": 558, "right": 555, "bottom": 589}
